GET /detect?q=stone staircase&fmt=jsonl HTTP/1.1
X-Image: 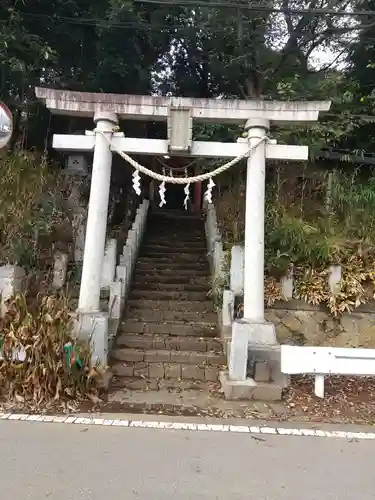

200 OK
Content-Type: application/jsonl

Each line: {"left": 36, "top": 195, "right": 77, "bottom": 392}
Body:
{"left": 110, "top": 209, "right": 226, "bottom": 399}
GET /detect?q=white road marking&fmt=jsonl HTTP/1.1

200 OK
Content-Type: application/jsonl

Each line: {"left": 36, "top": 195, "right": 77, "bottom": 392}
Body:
{"left": 0, "top": 412, "right": 374, "bottom": 440}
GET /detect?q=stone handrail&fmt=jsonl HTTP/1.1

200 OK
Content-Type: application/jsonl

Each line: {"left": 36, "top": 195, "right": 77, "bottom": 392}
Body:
{"left": 204, "top": 203, "right": 233, "bottom": 344}
{"left": 228, "top": 247, "right": 343, "bottom": 302}
{"left": 222, "top": 245, "right": 344, "bottom": 339}
{"left": 101, "top": 239, "right": 117, "bottom": 290}
{"left": 103, "top": 198, "right": 149, "bottom": 351}
{"left": 204, "top": 203, "right": 227, "bottom": 286}
{"left": 109, "top": 198, "right": 149, "bottom": 324}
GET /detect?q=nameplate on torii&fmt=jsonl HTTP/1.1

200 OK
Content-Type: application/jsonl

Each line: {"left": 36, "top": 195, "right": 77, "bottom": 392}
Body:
{"left": 52, "top": 133, "right": 308, "bottom": 161}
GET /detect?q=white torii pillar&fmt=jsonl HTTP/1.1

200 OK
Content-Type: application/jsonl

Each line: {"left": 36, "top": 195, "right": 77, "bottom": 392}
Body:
{"left": 69, "top": 111, "right": 118, "bottom": 366}
{"left": 78, "top": 111, "right": 118, "bottom": 313}
{"left": 243, "top": 118, "right": 269, "bottom": 322}
{"left": 227, "top": 118, "right": 279, "bottom": 383}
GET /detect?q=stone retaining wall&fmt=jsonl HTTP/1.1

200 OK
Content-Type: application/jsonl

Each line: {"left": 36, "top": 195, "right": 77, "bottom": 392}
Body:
{"left": 266, "top": 301, "right": 375, "bottom": 348}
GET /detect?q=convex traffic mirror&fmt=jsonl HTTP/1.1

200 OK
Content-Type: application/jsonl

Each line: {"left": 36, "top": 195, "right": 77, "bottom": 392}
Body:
{"left": 0, "top": 102, "right": 12, "bottom": 148}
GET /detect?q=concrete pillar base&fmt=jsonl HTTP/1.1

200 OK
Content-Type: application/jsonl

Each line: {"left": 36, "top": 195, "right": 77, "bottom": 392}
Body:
{"left": 247, "top": 344, "right": 290, "bottom": 389}
{"left": 219, "top": 371, "right": 283, "bottom": 401}
{"left": 229, "top": 319, "right": 277, "bottom": 381}
{"left": 235, "top": 319, "right": 277, "bottom": 345}
{"left": 219, "top": 371, "right": 256, "bottom": 400}
{"left": 74, "top": 311, "right": 109, "bottom": 366}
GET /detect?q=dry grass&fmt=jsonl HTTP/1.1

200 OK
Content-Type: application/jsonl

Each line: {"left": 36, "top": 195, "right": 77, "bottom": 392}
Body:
{"left": 0, "top": 294, "right": 103, "bottom": 410}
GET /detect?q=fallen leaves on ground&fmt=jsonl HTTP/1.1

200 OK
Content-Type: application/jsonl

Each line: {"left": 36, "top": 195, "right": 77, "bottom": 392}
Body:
{"left": 284, "top": 375, "right": 375, "bottom": 425}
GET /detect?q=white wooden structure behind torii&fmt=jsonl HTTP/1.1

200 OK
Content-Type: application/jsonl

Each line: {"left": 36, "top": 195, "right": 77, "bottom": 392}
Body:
{"left": 36, "top": 87, "right": 330, "bottom": 380}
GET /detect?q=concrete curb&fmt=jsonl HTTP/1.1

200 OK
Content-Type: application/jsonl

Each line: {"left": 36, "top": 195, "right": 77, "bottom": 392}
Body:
{"left": 1, "top": 412, "right": 375, "bottom": 440}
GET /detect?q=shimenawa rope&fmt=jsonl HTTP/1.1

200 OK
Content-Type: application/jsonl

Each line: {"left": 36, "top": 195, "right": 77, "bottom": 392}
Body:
{"left": 97, "top": 130, "right": 267, "bottom": 185}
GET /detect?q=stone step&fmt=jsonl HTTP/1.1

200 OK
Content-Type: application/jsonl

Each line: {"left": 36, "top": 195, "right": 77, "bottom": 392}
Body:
{"left": 148, "top": 212, "right": 204, "bottom": 220}
{"left": 116, "top": 333, "right": 221, "bottom": 352}
{"left": 108, "top": 383, "right": 282, "bottom": 408}
{"left": 141, "top": 245, "right": 207, "bottom": 254}
{"left": 120, "top": 319, "right": 217, "bottom": 336}
{"left": 111, "top": 376, "right": 218, "bottom": 391}
{"left": 147, "top": 216, "right": 204, "bottom": 223}
{"left": 147, "top": 221, "right": 204, "bottom": 228}
{"left": 147, "top": 231, "right": 205, "bottom": 236}
{"left": 129, "top": 289, "right": 209, "bottom": 301}
{"left": 148, "top": 213, "right": 204, "bottom": 222}
{"left": 145, "top": 239, "right": 204, "bottom": 245}
{"left": 149, "top": 210, "right": 202, "bottom": 216}
{"left": 111, "top": 359, "right": 222, "bottom": 381}
{"left": 143, "top": 243, "right": 206, "bottom": 250}
{"left": 147, "top": 223, "right": 204, "bottom": 229}
{"left": 147, "top": 221, "right": 203, "bottom": 227}
{"left": 142, "top": 241, "right": 207, "bottom": 249}
{"left": 138, "top": 255, "right": 208, "bottom": 265}
{"left": 126, "top": 307, "right": 216, "bottom": 323}
{"left": 112, "top": 348, "right": 225, "bottom": 366}
{"left": 131, "top": 282, "right": 208, "bottom": 292}
{"left": 144, "top": 237, "right": 206, "bottom": 245}
{"left": 132, "top": 274, "right": 209, "bottom": 285}
{"left": 126, "top": 299, "right": 214, "bottom": 312}
{"left": 136, "top": 262, "right": 208, "bottom": 271}
{"left": 146, "top": 232, "right": 205, "bottom": 238}
{"left": 134, "top": 269, "right": 209, "bottom": 278}
{"left": 107, "top": 388, "right": 234, "bottom": 416}
{"left": 108, "top": 385, "right": 282, "bottom": 412}
{"left": 148, "top": 214, "right": 203, "bottom": 219}
{"left": 139, "top": 253, "right": 208, "bottom": 263}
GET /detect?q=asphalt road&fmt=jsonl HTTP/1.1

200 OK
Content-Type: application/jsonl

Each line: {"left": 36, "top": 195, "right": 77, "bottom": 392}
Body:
{"left": 0, "top": 419, "right": 374, "bottom": 499}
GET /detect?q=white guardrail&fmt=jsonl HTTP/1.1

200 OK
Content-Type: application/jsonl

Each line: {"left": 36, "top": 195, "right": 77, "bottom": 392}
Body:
{"left": 281, "top": 345, "right": 375, "bottom": 398}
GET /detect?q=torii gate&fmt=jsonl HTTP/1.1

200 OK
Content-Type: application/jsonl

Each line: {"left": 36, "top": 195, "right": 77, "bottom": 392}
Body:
{"left": 36, "top": 88, "right": 330, "bottom": 380}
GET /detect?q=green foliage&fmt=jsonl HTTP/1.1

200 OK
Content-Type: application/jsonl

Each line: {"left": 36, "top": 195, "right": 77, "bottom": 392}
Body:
{"left": 193, "top": 123, "right": 241, "bottom": 143}
{"left": 67, "top": 262, "right": 83, "bottom": 286}
{"left": 0, "top": 0, "right": 371, "bottom": 155}
{"left": 272, "top": 73, "right": 366, "bottom": 153}
{"left": 0, "top": 152, "right": 66, "bottom": 268}
{"left": 0, "top": 0, "right": 173, "bottom": 149}
{"left": 217, "top": 165, "right": 375, "bottom": 275}
{"left": 265, "top": 168, "right": 375, "bottom": 273}
{"left": 265, "top": 206, "right": 330, "bottom": 273}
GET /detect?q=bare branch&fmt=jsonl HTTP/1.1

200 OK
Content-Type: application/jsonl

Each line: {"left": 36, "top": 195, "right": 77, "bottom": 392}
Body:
{"left": 309, "top": 47, "right": 349, "bottom": 72}
{"left": 305, "top": 35, "right": 327, "bottom": 57}
{"left": 282, "top": 0, "right": 293, "bottom": 33}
